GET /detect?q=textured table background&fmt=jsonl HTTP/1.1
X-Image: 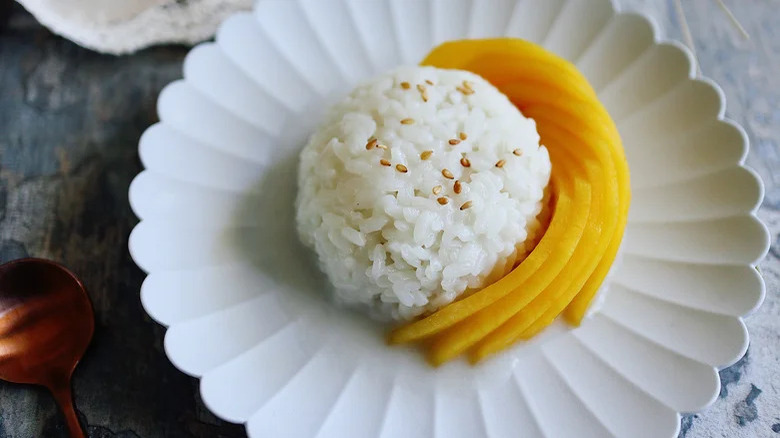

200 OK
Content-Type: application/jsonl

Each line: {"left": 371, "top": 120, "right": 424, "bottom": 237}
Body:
{"left": 0, "top": 0, "right": 777, "bottom": 437}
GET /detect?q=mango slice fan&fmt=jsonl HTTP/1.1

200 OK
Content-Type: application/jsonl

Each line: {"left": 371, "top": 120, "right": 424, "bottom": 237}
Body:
{"left": 388, "top": 39, "right": 631, "bottom": 366}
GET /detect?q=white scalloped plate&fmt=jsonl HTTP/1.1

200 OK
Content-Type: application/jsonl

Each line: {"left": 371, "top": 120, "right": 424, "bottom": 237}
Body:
{"left": 128, "top": 1, "right": 770, "bottom": 437}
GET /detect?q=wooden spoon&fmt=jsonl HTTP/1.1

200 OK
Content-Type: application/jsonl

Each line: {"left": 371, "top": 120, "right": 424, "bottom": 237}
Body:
{"left": 0, "top": 258, "right": 94, "bottom": 438}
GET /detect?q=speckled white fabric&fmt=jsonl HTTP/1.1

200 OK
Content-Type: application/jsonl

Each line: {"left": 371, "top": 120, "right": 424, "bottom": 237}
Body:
{"left": 14, "top": 0, "right": 252, "bottom": 54}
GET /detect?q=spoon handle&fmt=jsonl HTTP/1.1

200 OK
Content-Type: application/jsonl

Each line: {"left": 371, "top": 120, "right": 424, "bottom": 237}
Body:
{"left": 51, "top": 382, "right": 85, "bottom": 438}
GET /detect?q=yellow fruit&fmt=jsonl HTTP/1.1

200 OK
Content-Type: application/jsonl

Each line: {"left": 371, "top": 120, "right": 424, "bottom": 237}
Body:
{"left": 389, "top": 38, "right": 630, "bottom": 365}
{"left": 427, "top": 160, "right": 591, "bottom": 366}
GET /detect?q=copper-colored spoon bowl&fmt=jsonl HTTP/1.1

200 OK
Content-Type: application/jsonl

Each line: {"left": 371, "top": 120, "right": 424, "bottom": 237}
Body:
{"left": 0, "top": 258, "right": 94, "bottom": 438}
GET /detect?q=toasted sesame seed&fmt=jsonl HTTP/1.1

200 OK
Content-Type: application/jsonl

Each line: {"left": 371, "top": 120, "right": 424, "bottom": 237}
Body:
{"left": 460, "top": 201, "right": 473, "bottom": 210}
{"left": 459, "top": 132, "right": 467, "bottom": 140}
{"left": 437, "top": 197, "right": 449, "bottom": 205}
{"left": 396, "top": 164, "right": 408, "bottom": 173}
{"left": 495, "top": 159, "right": 506, "bottom": 168}
{"left": 460, "top": 157, "right": 471, "bottom": 167}
{"left": 432, "top": 185, "right": 442, "bottom": 195}
{"left": 453, "top": 180, "right": 462, "bottom": 194}
{"left": 366, "top": 137, "right": 378, "bottom": 150}
{"left": 449, "top": 139, "right": 461, "bottom": 146}
{"left": 442, "top": 169, "right": 454, "bottom": 179}
{"left": 420, "top": 150, "right": 433, "bottom": 160}
{"left": 463, "top": 80, "right": 474, "bottom": 90}
{"left": 425, "top": 79, "right": 434, "bottom": 85}
{"left": 376, "top": 143, "right": 388, "bottom": 150}
{"left": 415, "top": 84, "right": 428, "bottom": 102}
{"left": 401, "top": 118, "right": 414, "bottom": 125}
{"left": 380, "top": 159, "right": 391, "bottom": 167}
{"left": 513, "top": 148, "right": 523, "bottom": 156}
{"left": 457, "top": 86, "right": 475, "bottom": 95}
{"left": 400, "top": 82, "right": 411, "bottom": 89}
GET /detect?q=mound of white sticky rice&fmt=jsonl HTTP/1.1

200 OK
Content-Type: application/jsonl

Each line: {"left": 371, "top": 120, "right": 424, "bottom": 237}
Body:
{"left": 296, "top": 66, "right": 551, "bottom": 321}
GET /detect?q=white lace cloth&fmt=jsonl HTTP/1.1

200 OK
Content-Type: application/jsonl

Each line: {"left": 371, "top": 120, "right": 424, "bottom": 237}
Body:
{"left": 15, "top": 0, "right": 253, "bottom": 54}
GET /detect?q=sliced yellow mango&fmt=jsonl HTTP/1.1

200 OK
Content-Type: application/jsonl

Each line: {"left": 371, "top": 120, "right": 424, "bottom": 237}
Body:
{"left": 427, "top": 160, "right": 591, "bottom": 366}
{"left": 524, "top": 101, "right": 629, "bottom": 327}
{"left": 470, "top": 157, "right": 609, "bottom": 363}
{"left": 389, "top": 38, "right": 630, "bottom": 364}
{"left": 565, "top": 147, "right": 630, "bottom": 324}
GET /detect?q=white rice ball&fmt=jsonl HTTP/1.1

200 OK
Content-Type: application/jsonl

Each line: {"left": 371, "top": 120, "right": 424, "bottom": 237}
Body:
{"left": 296, "top": 66, "right": 551, "bottom": 321}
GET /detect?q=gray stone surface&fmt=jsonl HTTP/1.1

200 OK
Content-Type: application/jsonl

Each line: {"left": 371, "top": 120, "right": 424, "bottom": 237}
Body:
{"left": 0, "top": 0, "right": 777, "bottom": 437}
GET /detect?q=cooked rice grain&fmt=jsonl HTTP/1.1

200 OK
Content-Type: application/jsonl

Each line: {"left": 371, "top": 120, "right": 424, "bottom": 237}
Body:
{"left": 296, "top": 66, "right": 551, "bottom": 320}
